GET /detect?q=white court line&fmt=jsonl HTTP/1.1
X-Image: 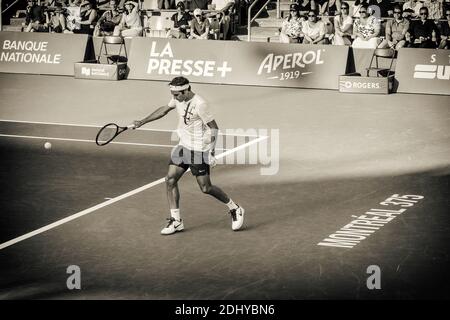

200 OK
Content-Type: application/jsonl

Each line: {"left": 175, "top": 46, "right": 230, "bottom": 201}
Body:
{"left": 0, "top": 134, "right": 228, "bottom": 151}
{"left": 0, "top": 119, "right": 260, "bottom": 137}
{"left": 0, "top": 135, "right": 268, "bottom": 250}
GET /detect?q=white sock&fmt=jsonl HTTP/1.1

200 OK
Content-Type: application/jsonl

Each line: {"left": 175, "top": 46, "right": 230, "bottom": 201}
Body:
{"left": 170, "top": 209, "right": 181, "bottom": 221}
{"left": 226, "top": 199, "right": 239, "bottom": 210}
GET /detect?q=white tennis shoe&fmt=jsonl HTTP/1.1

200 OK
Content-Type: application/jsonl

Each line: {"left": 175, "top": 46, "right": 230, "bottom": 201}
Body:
{"left": 229, "top": 206, "right": 245, "bottom": 231}
{"left": 161, "top": 218, "right": 184, "bottom": 235}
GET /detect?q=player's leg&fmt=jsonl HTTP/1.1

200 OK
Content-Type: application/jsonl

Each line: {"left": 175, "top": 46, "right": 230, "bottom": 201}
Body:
{"left": 195, "top": 173, "right": 229, "bottom": 202}
{"left": 195, "top": 173, "right": 245, "bottom": 231}
{"left": 161, "top": 145, "right": 189, "bottom": 235}
{"left": 161, "top": 164, "right": 186, "bottom": 235}
{"left": 166, "top": 164, "right": 186, "bottom": 210}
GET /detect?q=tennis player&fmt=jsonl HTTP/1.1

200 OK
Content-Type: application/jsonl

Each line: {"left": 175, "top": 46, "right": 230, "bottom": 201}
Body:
{"left": 132, "top": 76, "right": 245, "bottom": 235}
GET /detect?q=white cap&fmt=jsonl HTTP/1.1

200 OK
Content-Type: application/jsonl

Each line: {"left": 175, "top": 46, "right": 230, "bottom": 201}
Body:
{"left": 193, "top": 8, "right": 202, "bottom": 16}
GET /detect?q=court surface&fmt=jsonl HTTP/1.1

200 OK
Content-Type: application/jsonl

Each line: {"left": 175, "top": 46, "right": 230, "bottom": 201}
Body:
{"left": 0, "top": 73, "right": 449, "bottom": 299}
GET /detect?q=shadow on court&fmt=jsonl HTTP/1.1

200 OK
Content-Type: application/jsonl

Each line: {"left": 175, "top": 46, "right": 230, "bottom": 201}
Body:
{"left": 0, "top": 165, "right": 448, "bottom": 300}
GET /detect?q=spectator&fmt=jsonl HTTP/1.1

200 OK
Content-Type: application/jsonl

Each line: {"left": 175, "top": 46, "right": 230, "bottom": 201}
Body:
{"left": 370, "top": 0, "right": 393, "bottom": 18}
{"left": 168, "top": 1, "right": 192, "bottom": 39}
{"left": 94, "top": 0, "right": 123, "bottom": 36}
{"left": 302, "top": 10, "right": 329, "bottom": 44}
{"left": 189, "top": 8, "right": 210, "bottom": 39}
{"left": 210, "top": 0, "right": 235, "bottom": 39}
{"left": 352, "top": 0, "right": 391, "bottom": 17}
{"left": 438, "top": 7, "right": 450, "bottom": 48}
{"left": 159, "top": 0, "right": 176, "bottom": 9}
{"left": 352, "top": 4, "right": 381, "bottom": 48}
{"left": 332, "top": 1, "right": 353, "bottom": 45}
{"left": 208, "top": 12, "right": 222, "bottom": 39}
{"left": 68, "top": 0, "right": 82, "bottom": 5}
{"left": 72, "top": 0, "right": 97, "bottom": 35}
{"left": 353, "top": 0, "right": 371, "bottom": 17}
{"left": 407, "top": 6, "right": 439, "bottom": 47}
{"left": 403, "top": 0, "right": 420, "bottom": 17}
{"left": 379, "top": 5, "right": 409, "bottom": 49}
{"left": 44, "top": 3, "right": 67, "bottom": 33}
{"left": 315, "top": 0, "right": 329, "bottom": 16}
{"left": 24, "top": 0, "right": 46, "bottom": 32}
{"left": 316, "top": 0, "right": 325, "bottom": 15}
{"left": 297, "top": 0, "right": 316, "bottom": 17}
{"left": 187, "top": 0, "right": 209, "bottom": 11}
{"left": 423, "top": 0, "right": 444, "bottom": 20}
{"left": 318, "top": 0, "right": 341, "bottom": 16}
{"left": 114, "top": 1, "right": 143, "bottom": 37}
{"left": 66, "top": 0, "right": 82, "bottom": 32}
{"left": 44, "top": 0, "right": 58, "bottom": 5}
{"left": 403, "top": 8, "right": 416, "bottom": 19}
{"left": 280, "top": 4, "right": 304, "bottom": 43}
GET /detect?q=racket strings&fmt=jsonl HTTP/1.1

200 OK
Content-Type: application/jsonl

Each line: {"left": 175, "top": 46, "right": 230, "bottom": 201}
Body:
{"left": 97, "top": 125, "right": 119, "bottom": 144}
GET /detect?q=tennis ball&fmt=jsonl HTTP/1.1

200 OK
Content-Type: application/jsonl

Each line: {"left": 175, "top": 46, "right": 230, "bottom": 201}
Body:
{"left": 44, "top": 142, "right": 52, "bottom": 150}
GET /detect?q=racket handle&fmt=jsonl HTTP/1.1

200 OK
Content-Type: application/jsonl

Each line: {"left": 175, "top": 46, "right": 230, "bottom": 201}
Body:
{"left": 127, "top": 123, "right": 137, "bottom": 129}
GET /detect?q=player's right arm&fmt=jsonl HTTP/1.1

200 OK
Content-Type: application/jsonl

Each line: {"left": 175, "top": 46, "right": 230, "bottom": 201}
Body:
{"left": 133, "top": 105, "right": 175, "bottom": 128}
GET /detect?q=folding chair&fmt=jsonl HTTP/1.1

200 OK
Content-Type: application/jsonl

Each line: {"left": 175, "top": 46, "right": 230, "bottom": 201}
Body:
{"left": 97, "top": 36, "right": 128, "bottom": 64}
{"left": 366, "top": 48, "right": 396, "bottom": 77}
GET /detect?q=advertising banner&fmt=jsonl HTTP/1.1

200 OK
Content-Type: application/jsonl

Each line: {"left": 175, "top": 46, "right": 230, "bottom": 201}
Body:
{"left": 0, "top": 31, "right": 89, "bottom": 76}
{"left": 339, "top": 74, "right": 393, "bottom": 94}
{"left": 396, "top": 48, "right": 450, "bottom": 95}
{"left": 74, "top": 62, "right": 127, "bottom": 80}
{"left": 127, "top": 38, "right": 349, "bottom": 89}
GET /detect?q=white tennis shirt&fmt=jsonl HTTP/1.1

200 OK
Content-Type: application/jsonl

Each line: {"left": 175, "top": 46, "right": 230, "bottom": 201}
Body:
{"left": 168, "top": 94, "right": 215, "bottom": 152}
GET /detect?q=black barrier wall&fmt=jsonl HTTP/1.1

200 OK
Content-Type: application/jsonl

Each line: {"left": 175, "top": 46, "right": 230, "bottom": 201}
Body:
{"left": 0, "top": 31, "right": 90, "bottom": 76}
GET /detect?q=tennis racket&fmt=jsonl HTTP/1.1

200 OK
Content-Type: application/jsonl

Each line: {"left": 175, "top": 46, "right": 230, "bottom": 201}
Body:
{"left": 95, "top": 123, "right": 135, "bottom": 146}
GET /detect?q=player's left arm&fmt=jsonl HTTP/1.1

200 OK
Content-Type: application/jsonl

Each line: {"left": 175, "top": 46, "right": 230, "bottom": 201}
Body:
{"left": 207, "top": 120, "right": 219, "bottom": 156}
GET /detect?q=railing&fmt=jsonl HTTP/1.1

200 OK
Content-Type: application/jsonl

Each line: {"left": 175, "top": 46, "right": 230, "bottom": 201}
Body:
{"left": 247, "top": 0, "right": 273, "bottom": 41}
{"left": 277, "top": 0, "right": 280, "bottom": 19}
{"left": 1, "top": 0, "right": 21, "bottom": 31}
{"left": 1, "top": 0, "right": 19, "bottom": 14}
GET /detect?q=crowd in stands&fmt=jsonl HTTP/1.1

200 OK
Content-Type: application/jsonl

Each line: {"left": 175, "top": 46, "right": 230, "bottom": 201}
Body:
{"left": 280, "top": 0, "right": 450, "bottom": 49}
{"left": 20, "top": 0, "right": 237, "bottom": 39}
{"left": 17, "top": 0, "right": 450, "bottom": 49}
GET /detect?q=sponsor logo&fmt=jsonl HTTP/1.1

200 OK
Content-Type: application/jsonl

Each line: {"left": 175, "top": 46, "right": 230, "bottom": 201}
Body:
{"left": 257, "top": 49, "right": 325, "bottom": 76}
{"left": 1, "top": 40, "right": 61, "bottom": 64}
{"left": 118, "top": 66, "right": 127, "bottom": 76}
{"left": 81, "top": 67, "right": 90, "bottom": 76}
{"left": 413, "top": 64, "right": 450, "bottom": 80}
{"left": 339, "top": 80, "right": 382, "bottom": 90}
{"left": 80, "top": 65, "right": 112, "bottom": 77}
{"left": 146, "top": 42, "right": 232, "bottom": 78}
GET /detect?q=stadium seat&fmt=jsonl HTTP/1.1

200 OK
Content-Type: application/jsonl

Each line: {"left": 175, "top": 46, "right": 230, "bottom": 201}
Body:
{"left": 97, "top": 36, "right": 128, "bottom": 64}
{"left": 366, "top": 48, "right": 396, "bottom": 77}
